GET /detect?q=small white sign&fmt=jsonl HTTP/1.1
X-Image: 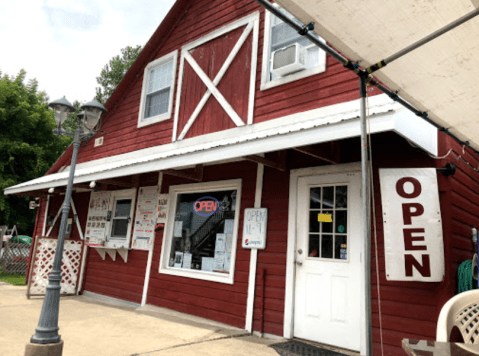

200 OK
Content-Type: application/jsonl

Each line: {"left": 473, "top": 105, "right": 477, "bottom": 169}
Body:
{"left": 242, "top": 208, "right": 267, "bottom": 249}
{"left": 379, "top": 168, "right": 444, "bottom": 282}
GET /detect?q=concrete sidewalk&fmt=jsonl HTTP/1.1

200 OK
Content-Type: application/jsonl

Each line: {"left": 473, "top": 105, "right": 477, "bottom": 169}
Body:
{"left": 0, "top": 283, "right": 282, "bottom": 356}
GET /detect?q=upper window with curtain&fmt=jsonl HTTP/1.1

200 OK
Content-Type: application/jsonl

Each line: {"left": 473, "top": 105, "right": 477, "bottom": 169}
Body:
{"left": 260, "top": 5, "right": 326, "bottom": 90}
{"left": 138, "top": 50, "right": 178, "bottom": 128}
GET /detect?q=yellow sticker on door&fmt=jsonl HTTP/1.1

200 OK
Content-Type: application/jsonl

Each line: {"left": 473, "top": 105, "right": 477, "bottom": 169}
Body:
{"left": 317, "top": 214, "right": 332, "bottom": 222}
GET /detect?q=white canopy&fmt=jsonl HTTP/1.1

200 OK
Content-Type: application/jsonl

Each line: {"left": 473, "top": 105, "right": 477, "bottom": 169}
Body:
{"left": 276, "top": 0, "right": 479, "bottom": 151}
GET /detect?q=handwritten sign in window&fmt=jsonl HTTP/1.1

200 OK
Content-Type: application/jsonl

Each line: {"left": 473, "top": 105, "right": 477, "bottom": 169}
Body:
{"left": 242, "top": 208, "right": 267, "bottom": 249}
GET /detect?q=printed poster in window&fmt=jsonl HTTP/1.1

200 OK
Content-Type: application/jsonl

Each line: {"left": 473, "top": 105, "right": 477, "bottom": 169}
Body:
{"left": 85, "top": 191, "right": 111, "bottom": 246}
{"left": 157, "top": 194, "right": 168, "bottom": 223}
{"left": 132, "top": 186, "right": 159, "bottom": 250}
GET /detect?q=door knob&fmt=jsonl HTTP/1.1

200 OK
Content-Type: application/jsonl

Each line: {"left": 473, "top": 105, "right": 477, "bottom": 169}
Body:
{"left": 295, "top": 261, "right": 303, "bottom": 266}
{"left": 298, "top": 249, "right": 303, "bottom": 254}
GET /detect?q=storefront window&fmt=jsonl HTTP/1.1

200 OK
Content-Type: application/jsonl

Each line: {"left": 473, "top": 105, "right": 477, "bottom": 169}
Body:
{"left": 160, "top": 180, "right": 242, "bottom": 284}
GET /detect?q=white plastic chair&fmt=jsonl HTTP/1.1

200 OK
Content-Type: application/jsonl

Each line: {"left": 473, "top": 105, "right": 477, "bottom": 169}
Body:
{"left": 436, "top": 289, "right": 479, "bottom": 344}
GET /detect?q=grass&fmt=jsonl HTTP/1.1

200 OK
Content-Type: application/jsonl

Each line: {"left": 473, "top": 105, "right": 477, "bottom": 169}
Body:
{"left": 0, "top": 266, "right": 26, "bottom": 286}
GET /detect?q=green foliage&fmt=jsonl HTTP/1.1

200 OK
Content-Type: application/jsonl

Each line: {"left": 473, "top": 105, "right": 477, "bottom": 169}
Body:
{"left": 62, "top": 100, "right": 81, "bottom": 133}
{"left": 0, "top": 266, "right": 26, "bottom": 285}
{"left": 0, "top": 70, "right": 71, "bottom": 234}
{"left": 95, "top": 45, "right": 142, "bottom": 104}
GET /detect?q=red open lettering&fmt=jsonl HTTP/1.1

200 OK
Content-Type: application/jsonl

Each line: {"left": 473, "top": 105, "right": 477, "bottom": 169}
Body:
{"left": 396, "top": 177, "right": 421, "bottom": 199}
{"left": 402, "top": 203, "right": 424, "bottom": 225}
{"left": 404, "top": 228, "right": 427, "bottom": 250}
{"left": 405, "top": 254, "right": 431, "bottom": 277}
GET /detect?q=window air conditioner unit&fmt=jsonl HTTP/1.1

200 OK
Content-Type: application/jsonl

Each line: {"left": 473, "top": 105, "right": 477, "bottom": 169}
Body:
{"left": 270, "top": 43, "right": 306, "bottom": 77}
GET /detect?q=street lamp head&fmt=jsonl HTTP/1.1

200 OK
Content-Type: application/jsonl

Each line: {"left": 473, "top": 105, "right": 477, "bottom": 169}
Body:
{"left": 48, "top": 97, "right": 75, "bottom": 127}
{"left": 80, "top": 98, "right": 107, "bottom": 133}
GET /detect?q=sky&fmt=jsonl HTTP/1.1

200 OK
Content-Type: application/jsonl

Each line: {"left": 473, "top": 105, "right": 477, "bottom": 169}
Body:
{"left": 0, "top": 0, "right": 176, "bottom": 104}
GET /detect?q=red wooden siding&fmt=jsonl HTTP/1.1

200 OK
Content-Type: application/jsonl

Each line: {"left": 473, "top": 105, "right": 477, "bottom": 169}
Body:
{"left": 367, "top": 132, "right": 479, "bottom": 355}
{"left": 177, "top": 25, "right": 253, "bottom": 139}
{"left": 52, "top": 0, "right": 380, "bottom": 170}
{"left": 82, "top": 248, "right": 148, "bottom": 303}
{"left": 146, "top": 161, "right": 257, "bottom": 327}
{"left": 252, "top": 163, "right": 289, "bottom": 336}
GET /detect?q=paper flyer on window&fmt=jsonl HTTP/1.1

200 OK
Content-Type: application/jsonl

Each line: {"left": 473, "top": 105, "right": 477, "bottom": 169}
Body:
{"left": 132, "top": 186, "right": 159, "bottom": 250}
{"left": 85, "top": 191, "right": 111, "bottom": 246}
{"left": 157, "top": 194, "right": 168, "bottom": 223}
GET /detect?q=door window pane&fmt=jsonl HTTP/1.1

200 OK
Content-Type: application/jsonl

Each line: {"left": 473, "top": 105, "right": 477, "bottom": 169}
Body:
{"left": 322, "top": 187, "right": 334, "bottom": 209}
{"left": 309, "top": 187, "right": 322, "bottom": 209}
{"left": 321, "top": 210, "right": 333, "bottom": 233}
{"left": 335, "top": 211, "right": 347, "bottom": 234}
{"left": 335, "top": 186, "right": 348, "bottom": 208}
{"left": 308, "top": 235, "right": 319, "bottom": 258}
{"left": 335, "top": 235, "right": 347, "bottom": 260}
{"left": 309, "top": 211, "right": 320, "bottom": 233}
{"left": 307, "top": 185, "right": 348, "bottom": 261}
{"left": 321, "top": 235, "right": 333, "bottom": 258}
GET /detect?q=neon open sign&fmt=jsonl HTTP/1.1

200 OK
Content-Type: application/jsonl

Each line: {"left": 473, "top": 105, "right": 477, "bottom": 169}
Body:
{"left": 194, "top": 196, "right": 219, "bottom": 216}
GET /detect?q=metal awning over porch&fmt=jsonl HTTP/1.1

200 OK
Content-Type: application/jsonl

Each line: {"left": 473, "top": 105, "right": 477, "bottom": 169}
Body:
{"left": 4, "top": 94, "right": 436, "bottom": 196}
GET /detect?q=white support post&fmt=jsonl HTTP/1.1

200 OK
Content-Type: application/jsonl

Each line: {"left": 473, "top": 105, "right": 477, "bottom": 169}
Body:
{"left": 46, "top": 205, "right": 63, "bottom": 237}
{"left": 42, "top": 195, "right": 51, "bottom": 237}
{"left": 245, "top": 159, "right": 265, "bottom": 332}
{"left": 70, "top": 197, "right": 84, "bottom": 240}
{"left": 141, "top": 173, "right": 163, "bottom": 306}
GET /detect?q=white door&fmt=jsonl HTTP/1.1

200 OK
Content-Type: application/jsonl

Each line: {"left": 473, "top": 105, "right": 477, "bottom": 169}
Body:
{"left": 293, "top": 172, "right": 362, "bottom": 351}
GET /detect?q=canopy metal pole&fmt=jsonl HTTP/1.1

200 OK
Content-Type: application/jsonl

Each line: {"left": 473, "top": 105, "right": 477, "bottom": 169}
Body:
{"left": 367, "top": 7, "right": 479, "bottom": 73}
{"left": 359, "top": 73, "right": 373, "bottom": 356}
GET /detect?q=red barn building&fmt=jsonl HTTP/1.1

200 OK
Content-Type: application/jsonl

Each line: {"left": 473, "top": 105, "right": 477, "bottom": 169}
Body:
{"left": 6, "top": 0, "right": 479, "bottom": 354}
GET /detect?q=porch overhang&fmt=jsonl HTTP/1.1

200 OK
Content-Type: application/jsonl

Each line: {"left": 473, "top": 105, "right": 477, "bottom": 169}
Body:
{"left": 274, "top": 0, "right": 479, "bottom": 152}
{"left": 4, "top": 94, "right": 437, "bottom": 196}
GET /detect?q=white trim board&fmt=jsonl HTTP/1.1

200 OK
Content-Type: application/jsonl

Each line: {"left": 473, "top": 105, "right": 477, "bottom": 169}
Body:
{"left": 158, "top": 179, "right": 242, "bottom": 285}
{"left": 4, "top": 94, "right": 437, "bottom": 195}
{"left": 260, "top": 3, "right": 326, "bottom": 91}
{"left": 283, "top": 162, "right": 366, "bottom": 355}
{"left": 137, "top": 51, "right": 178, "bottom": 128}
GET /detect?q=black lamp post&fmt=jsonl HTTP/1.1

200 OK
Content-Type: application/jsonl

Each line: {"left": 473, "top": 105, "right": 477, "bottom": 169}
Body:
{"left": 26, "top": 97, "right": 106, "bottom": 355}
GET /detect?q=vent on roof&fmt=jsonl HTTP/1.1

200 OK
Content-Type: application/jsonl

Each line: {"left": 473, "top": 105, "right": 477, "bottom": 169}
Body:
{"left": 271, "top": 43, "right": 306, "bottom": 77}
{"left": 94, "top": 137, "right": 104, "bottom": 147}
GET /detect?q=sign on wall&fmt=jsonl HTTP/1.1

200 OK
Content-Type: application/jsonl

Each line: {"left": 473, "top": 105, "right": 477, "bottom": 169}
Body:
{"left": 379, "top": 168, "right": 444, "bottom": 281}
{"left": 85, "top": 191, "right": 111, "bottom": 246}
{"left": 132, "top": 186, "right": 159, "bottom": 250}
{"left": 242, "top": 208, "right": 268, "bottom": 249}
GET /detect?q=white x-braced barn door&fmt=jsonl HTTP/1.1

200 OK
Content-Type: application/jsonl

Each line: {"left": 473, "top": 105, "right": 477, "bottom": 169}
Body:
{"left": 172, "top": 12, "right": 259, "bottom": 141}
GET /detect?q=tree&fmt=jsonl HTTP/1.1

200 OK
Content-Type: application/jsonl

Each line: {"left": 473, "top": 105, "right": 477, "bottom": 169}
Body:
{"left": 95, "top": 45, "right": 142, "bottom": 103}
{"left": 62, "top": 100, "right": 81, "bottom": 133}
{"left": 0, "top": 70, "right": 71, "bottom": 234}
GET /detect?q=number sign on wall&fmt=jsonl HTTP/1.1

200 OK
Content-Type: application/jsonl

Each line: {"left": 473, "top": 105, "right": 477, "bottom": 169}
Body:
{"left": 242, "top": 208, "right": 267, "bottom": 249}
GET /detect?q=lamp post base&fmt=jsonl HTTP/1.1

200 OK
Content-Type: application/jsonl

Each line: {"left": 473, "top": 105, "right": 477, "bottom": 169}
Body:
{"left": 25, "top": 340, "right": 63, "bottom": 356}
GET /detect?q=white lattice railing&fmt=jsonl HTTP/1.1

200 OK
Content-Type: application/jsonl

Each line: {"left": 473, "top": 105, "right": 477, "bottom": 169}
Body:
{"left": 27, "top": 238, "right": 83, "bottom": 297}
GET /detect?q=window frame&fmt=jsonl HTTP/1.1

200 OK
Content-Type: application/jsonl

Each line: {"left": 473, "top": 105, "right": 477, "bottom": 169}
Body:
{"left": 159, "top": 179, "right": 242, "bottom": 284}
{"left": 104, "top": 188, "right": 137, "bottom": 249}
{"left": 137, "top": 50, "right": 178, "bottom": 128}
{"left": 260, "top": 4, "right": 326, "bottom": 91}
